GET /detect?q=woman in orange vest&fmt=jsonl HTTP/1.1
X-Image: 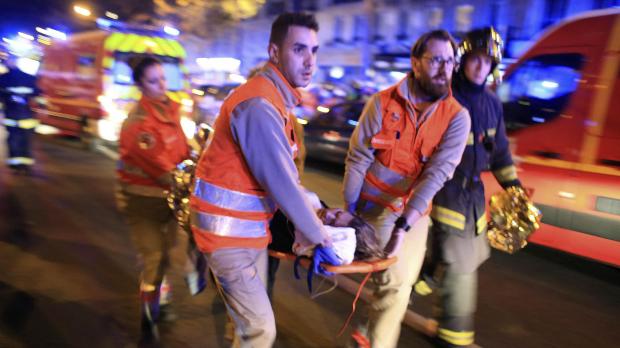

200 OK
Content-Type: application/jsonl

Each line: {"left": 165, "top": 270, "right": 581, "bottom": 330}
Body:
{"left": 116, "top": 56, "right": 189, "bottom": 342}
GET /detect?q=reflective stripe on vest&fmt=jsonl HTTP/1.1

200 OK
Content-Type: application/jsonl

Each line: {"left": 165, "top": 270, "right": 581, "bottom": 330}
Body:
{"left": 6, "top": 157, "right": 34, "bottom": 165}
{"left": 431, "top": 205, "right": 487, "bottom": 234}
{"left": 190, "top": 210, "right": 268, "bottom": 238}
{"left": 3, "top": 118, "right": 39, "bottom": 129}
{"left": 476, "top": 213, "right": 487, "bottom": 235}
{"left": 360, "top": 160, "right": 414, "bottom": 212}
{"left": 361, "top": 78, "right": 462, "bottom": 212}
{"left": 437, "top": 328, "right": 474, "bottom": 346}
{"left": 190, "top": 71, "right": 295, "bottom": 243}
{"left": 193, "top": 179, "right": 276, "bottom": 214}
{"left": 191, "top": 179, "right": 275, "bottom": 239}
{"left": 431, "top": 205, "right": 466, "bottom": 230}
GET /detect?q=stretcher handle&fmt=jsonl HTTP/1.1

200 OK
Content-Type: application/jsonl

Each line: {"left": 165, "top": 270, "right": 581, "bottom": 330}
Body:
{"left": 268, "top": 250, "right": 397, "bottom": 274}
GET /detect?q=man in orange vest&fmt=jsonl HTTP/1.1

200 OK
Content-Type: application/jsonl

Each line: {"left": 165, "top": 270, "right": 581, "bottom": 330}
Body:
{"left": 344, "top": 30, "right": 471, "bottom": 347}
{"left": 190, "top": 12, "right": 340, "bottom": 347}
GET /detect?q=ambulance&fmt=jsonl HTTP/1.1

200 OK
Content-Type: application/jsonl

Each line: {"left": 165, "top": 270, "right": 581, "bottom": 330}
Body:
{"left": 485, "top": 8, "right": 620, "bottom": 266}
{"left": 35, "top": 25, "right": 194, "bottom": 145}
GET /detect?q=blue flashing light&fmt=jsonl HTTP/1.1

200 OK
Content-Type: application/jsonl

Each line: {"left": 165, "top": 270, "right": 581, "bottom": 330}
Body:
{"left": 531, "top": 116, "right": 545, "bottom": 123}
{"left": 347, "top": 119, "right": 359, "bottom": 126}
{"left": 96, "top": 18, "right": 113, "bottom": 28}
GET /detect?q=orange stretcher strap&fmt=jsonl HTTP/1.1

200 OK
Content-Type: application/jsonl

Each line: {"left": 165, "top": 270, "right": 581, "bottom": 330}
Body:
{"left": 267, "top": 250, "right": 397, "bottom": 274}
{"left": 268, "top": 250, "right": 398, "bottom": 338}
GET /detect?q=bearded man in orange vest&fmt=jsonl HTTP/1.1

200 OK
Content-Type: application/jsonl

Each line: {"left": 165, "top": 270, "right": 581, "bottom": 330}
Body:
{"left": 344, "top": 30, "right": 471, "bottom": 348}
{"left": 190, "top": 12, "right": 341, "bottom": 347}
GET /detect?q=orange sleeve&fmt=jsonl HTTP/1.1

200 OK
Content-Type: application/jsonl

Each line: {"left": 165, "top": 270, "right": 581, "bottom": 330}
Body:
{"left": 125, "top": 123, "right": 176, "bottom": 179}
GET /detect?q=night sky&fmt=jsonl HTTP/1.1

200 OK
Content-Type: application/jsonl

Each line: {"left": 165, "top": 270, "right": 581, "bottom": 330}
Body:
{"left": 0, "top": 0, "right": 154, "bottom": 38}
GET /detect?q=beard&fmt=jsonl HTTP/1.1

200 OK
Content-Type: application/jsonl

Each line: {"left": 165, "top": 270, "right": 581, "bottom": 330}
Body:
{"left": 415, "top": 71, "right": 451, "bottom": 99}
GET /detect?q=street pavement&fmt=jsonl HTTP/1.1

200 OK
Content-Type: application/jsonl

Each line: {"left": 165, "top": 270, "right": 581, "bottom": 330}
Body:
{"left": 0, "top": 134, "right": 618, "bottom": 348}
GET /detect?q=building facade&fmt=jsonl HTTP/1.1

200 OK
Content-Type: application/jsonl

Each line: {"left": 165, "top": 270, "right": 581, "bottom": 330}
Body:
{"left": 194, "top": 0, "right": 620, "bottom": 82}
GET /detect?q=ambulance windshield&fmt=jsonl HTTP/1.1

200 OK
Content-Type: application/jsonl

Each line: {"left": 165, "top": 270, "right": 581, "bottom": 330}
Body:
{"left": 112, "top": 53, "right": 184, "bottom": 91}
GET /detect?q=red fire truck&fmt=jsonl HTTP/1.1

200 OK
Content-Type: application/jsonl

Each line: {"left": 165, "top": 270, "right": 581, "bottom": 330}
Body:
{"left": 485, "top": 8, "right": 620, "bottom": 267}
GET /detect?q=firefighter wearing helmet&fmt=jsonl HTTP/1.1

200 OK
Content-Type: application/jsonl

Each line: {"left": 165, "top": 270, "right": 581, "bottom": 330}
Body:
{"left": 0, "top": 53, "right": 40, "bottom": 174}
{"left": 419, "top": 27, "right": 524, "bottom": 347}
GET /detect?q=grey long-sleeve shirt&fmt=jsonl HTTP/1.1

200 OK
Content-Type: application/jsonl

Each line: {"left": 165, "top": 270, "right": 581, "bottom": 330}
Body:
{"left": 229, "top": 65, "right": 329, "bottom": 246}
{"left": 344, "top": 76, "right": 471, "bottom": 220}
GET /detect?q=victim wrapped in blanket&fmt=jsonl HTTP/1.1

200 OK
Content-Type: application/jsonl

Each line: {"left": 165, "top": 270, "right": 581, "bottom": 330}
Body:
{"left": 268, "top": 191, "right": 385, "bottom": 264}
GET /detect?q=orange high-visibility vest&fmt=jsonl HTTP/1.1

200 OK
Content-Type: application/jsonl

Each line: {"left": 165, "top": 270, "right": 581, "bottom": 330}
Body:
{"left": 191, "top": 74, "right": 300, "bottom": 252}
{"left": 117, "top": 97, "right": 188, "bottom": 197}
{"left": 360, "top": 80, "right": 463, "bottom": 212}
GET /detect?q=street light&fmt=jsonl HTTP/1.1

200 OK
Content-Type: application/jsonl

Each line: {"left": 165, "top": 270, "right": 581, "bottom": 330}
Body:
{"left": 105, "top": 11, "right": 118, "bottom": 20}
{"left": 73, "top": 4, "right": 92, "bottom": 17}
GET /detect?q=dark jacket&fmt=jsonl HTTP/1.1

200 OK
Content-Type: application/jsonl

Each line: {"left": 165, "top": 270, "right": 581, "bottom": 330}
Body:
{"left": 0, "top": 67, "right": 38, "bottom": 121}
{"left": 430, "top": 72, "right": 520, "bottom": 272}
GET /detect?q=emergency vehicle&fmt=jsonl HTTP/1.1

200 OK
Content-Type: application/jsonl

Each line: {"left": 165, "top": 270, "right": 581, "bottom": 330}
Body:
{"left": 485, "top": 8, "right": 620, "bottom": 267}
{"left": 35, "top": 25, "right": 194, "bottom": 144}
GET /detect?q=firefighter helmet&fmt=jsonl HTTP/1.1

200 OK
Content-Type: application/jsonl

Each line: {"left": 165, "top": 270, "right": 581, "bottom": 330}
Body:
{"left": 456, "top": 27, "right": 504, "bottom": 66}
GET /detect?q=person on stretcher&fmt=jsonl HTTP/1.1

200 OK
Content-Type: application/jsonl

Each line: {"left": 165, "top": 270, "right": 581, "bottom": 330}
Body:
{"left": 269, "top": 191, "right": 385, "bottom": 264}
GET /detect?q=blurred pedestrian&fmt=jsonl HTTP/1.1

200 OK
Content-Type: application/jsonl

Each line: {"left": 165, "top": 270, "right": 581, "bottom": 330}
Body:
{"left": 0, "top": 55, "right": 39, "bottom": 175}
{"left": 116, "top": 56, "right": 189, "bottom": 342}
{"left": 343, "top": 30, "right": 470, "bottom": 348}
{"left": 421, "top": 27, "right": 523, "bottom": 348}
{"left": 189, "top": 12, "right": 341, "bottom": 347}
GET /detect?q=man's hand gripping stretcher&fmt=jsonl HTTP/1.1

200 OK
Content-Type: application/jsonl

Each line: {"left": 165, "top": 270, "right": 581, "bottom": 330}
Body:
{"left": 268, "top": 191, "right": 396, "bottom": 291}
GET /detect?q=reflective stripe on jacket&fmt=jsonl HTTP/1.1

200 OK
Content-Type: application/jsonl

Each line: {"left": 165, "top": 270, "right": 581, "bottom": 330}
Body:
{"left": 191, "top": 71, "right": 300, "bottom": 251}
{"left": 2, "top": 118, "right": 39, "bottom": 129}
{"left": 360, "top": 78, "right": 462, "bottom": 212}
{"left": 117, "top": 96, "right": 188, "bottom": 191}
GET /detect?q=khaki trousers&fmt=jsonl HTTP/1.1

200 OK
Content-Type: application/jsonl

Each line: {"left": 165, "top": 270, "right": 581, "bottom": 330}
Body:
{"left": 360, "top": 207, "right": 430, "bottom": 348}
{"left": 206, "top": 248, "right": 273, "bottom": 348}
{"left": 124, "top": 193, "right": 177, "bottom": 288}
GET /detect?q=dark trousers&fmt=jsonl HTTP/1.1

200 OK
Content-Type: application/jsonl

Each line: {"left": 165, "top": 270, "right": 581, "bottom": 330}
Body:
{"left": 6, "top": 125, "right": 33, "bottom": 165}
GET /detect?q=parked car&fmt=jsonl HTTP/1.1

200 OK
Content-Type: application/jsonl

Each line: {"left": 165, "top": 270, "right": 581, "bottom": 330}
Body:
{"left": 303, "top": 101, "right": 364, "bottom": 164}
{"left": 193, "top": 83, "right": 239, "bottom": 126}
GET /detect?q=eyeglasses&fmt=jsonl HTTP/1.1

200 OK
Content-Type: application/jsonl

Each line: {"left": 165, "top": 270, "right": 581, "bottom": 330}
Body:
{"left": 422, "top": 55, "right": 455, "bottom": 68}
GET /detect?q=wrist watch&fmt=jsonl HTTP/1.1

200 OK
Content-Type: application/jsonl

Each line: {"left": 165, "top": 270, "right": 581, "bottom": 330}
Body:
{"left": 394, "top": 216, "right": 411, "bottom": 232}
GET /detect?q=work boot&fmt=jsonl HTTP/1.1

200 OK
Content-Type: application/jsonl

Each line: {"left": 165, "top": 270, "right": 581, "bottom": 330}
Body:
{"left": 140, "top": 290, "right": 160, "bottom": 343}
{"left": 185, "top": 246, "right": 207, "bottom": 296}
{"left": 350, "top": 328, "right": 371, "bottom": 348}
{"left": 158, "top": 277, "right": 177, "bottom": 322}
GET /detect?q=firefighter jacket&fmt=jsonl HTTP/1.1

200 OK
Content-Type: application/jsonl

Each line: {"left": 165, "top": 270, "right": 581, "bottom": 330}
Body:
{"left": 117, "top": 96, "right": 189, "bottom": 197}
{"left": 431, "top": 72, "right": 521, "bottom": 273}
{"left": 0, "top": 67, "right": 39, "bottom": 129}
{"left": 191, "top": 63, "right": 329, "bottom": 252}
{"left": 344, "top": 73, "right": 471, "bottom": 218}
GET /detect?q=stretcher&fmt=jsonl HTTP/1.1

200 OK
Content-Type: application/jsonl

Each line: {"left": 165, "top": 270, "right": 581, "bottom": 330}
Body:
{"left": 268, "top": 250, "right": 397, "bottom": 273}
{"left": 269, "top": 250, "right": 397, "bottom": 338}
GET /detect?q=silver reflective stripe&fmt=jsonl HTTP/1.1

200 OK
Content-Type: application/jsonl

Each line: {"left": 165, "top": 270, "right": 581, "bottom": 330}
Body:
{"left": 361, "top": 180, "right": 404, "bottom": 209}
{"left": 2, "top": 119, "right": 18, "bottom": 127}
{"left": 6, "top": 157, "right": 34, "bottom": 165}
{"left": 193, "top": 179, "right": 276, "bottom": 213}
{"left": 191, "top": 211, "right": 268, "bottom": 238}
{"left": 367, "top": 161, "right": 414, "bottom": 193}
